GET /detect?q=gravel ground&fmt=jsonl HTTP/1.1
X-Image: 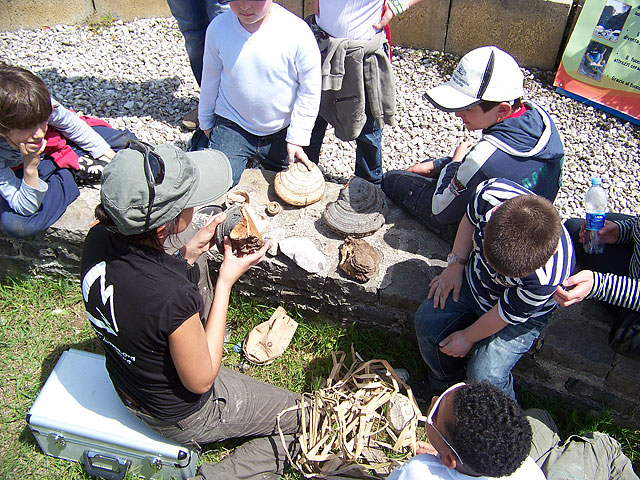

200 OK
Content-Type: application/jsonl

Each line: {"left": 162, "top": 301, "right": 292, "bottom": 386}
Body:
{"left": 1, "top": 17, "right": 639, "bottom": 220}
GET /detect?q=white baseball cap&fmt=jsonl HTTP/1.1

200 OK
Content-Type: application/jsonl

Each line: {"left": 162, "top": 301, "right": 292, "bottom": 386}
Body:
{"left": 425, "top": 46, "right": 525, "bottom": 112}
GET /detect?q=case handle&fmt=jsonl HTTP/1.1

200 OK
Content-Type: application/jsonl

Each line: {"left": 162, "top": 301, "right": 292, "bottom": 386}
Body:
{"left": 81, "top": 450, "right": 131, "bottom": 480}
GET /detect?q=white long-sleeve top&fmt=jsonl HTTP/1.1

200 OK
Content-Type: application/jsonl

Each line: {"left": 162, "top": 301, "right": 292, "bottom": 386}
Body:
{"left": 198, "top": 4, "right": 321, "bottom": 146}
{"left": 0, "top": 97, "right": 111, "bottom": 215}
{"left": 316, "top": 0, "right": 384, "bottom": 40}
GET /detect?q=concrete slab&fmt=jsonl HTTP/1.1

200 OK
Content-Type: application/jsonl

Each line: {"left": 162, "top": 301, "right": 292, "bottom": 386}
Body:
{"left": 93, "top": 0, "right": 170, "bottom": 21}
{"left": 445, "top": 0, "right": 573, "bottom": 70}
{"left": 389, "top": 0, "right": 449, "bottom": 52}
{"left": 0, "top": 0, "right": 94, "bottom": 31}
{"left": 276, "top": 0, "right": 304, "bottom": 17}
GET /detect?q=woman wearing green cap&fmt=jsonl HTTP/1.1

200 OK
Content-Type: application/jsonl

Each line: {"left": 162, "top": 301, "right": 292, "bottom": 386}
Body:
{"left": 80, "top": 141, "right": 303, "bottom": 480}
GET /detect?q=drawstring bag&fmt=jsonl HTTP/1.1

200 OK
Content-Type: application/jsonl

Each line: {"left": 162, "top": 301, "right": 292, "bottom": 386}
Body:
{"left": 243, "top": 307, "right": 298, "bottom": 365}
{"left": 609, "top": 310, "right": 640, "bottom": 362}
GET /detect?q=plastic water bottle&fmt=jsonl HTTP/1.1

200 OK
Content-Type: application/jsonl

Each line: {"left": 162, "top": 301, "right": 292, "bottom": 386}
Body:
{"left": 584, "top": 177, "right": 607, "bottom": 254}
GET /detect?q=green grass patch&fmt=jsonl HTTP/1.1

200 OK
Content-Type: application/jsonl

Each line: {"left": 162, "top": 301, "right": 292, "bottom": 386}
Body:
{"left": 85, "top": 13, "right": 117, "bottom": 33}
{"left": 0, "top": 275, "right": 637, "bottom": 478}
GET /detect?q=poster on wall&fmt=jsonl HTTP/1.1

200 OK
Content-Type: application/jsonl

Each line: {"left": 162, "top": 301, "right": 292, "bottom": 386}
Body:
{"left": 554, "top": 0, "right": 640, "bottom": 124}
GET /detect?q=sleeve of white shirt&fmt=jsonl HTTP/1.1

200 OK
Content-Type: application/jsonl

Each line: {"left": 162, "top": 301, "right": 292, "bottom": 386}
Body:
{"left": 48, "top": 98, "right": 111, "bottom": 159}
{"left": 0, "top": 160, "right": 47, "bottom": 216}
{"left": 285, "top": 25, "right": 321, "bottom": 146}
{"left": 198, "top": 20, "right": 223, "bottom": 131}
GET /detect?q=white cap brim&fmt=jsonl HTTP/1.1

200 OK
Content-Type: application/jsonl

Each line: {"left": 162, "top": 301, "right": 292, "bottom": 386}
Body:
{"left": 424, "top": 82, "right": 483, "bottom": 112}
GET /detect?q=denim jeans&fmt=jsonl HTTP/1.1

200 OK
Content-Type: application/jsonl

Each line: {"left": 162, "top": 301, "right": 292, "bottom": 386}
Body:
{"left": 207, "top": 114, "right": 289, "bottom": 186}
{"left": 414, "top": 279, "right": 544, "bottom": 399}
{"left": 381, "top": 167, "right": 458, "bottom": 245}
{"left": 166, "top": 0, "right": 228, "bottom": 86}
{"left": 305, "top": 105, "right": 383, "bottom": 184}
{"left": 142, "top": 367, "right": 302, "bottom": 480}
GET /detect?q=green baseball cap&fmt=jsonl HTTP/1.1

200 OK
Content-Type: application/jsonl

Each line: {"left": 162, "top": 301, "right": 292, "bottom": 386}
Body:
{"left": 101, "top": 143, "right": 232, "bottom": 235}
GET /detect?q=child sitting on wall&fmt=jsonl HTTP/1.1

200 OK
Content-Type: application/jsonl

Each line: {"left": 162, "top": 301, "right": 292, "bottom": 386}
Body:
{"left": 414, "top": 178, "right": 574, "bottom": 400}
{"left": 0, "top": 63, "right": 136, "bottom": 238}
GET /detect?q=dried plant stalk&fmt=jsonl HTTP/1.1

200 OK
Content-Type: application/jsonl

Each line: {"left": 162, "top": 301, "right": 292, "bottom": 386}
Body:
{"left": 277, "top": 347, "right": 426, "bottom": 479}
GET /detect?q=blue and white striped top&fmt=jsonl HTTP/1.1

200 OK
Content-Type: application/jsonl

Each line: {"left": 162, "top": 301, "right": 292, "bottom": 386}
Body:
{"left": 466, "top": 179, "right": 575, "bottom": 325}
{"left": 590, "top": 215, "right": 640, "bottom": 310}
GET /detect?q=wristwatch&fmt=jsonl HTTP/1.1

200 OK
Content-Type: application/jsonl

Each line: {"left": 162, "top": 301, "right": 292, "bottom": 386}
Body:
{"left": 447, "top": 252, "right": 467, "bottom": 266}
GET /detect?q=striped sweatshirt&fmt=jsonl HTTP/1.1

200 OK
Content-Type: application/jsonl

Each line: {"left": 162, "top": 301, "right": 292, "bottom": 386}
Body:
{"left": 590, "top": 215, "right": 640, "bottom": 310}
{"left": 466, "top": 179, "right": 575, "bottom": 325}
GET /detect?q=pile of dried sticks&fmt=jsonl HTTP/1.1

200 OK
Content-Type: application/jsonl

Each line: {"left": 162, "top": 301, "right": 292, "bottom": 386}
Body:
{"left": 278, "top": 348, "right": 426, "bottom": 479}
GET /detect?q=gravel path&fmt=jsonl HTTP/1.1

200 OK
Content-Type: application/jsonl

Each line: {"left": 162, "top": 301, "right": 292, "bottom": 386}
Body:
{"left": 2, "top": 17, "right": 639, "bottom": 220}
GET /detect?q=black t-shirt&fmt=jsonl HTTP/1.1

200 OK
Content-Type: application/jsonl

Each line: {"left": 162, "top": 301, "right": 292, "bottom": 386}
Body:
{"left": 80, "top": 225, "right": 211, "bottom": 421}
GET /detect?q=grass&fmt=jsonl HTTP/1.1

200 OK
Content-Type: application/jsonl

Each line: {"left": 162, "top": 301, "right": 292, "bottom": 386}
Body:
{"left": 85, "top": 14, "right": 117, "bottom": 33}
{"left": 0, "top": 275, "right": 637, "bottom": 479}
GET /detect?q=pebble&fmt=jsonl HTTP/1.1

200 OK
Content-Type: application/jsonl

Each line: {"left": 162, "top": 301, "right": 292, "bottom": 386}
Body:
{"left": 1, "top": 17, "right": 639, "bottom": 220}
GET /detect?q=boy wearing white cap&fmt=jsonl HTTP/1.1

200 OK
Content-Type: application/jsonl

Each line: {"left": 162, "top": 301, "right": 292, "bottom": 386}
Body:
{"left": 382, "top": 46, "right": 564, "bottom": 244}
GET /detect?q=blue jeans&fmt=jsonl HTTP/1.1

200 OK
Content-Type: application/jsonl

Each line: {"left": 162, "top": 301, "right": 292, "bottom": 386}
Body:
{"left": 207, "top": 115, "right": 289, "bottom": 186}
{"left": 381, "top": 166, "right": 458, "bottom": 245}
{"left": 414, "top": 279, "right": 544, "bottom": 399}
{"left": 166, "top": 0, "right": 228, "bottom": 86}
{"left": 305, "top": 106, "right": 383, "bottom": 184}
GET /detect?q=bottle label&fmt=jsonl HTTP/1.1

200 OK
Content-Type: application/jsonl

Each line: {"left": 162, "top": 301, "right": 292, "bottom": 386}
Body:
{"left": 585, "top": 212, "right": 605, "bottom": 231}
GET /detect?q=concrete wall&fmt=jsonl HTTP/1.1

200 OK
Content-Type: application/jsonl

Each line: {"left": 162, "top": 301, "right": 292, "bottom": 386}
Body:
{"left": 2, "top": 172, "right": 638, "bottom": 429}
{"left": 0, "top": 0, "right": 574, "bottom": 69}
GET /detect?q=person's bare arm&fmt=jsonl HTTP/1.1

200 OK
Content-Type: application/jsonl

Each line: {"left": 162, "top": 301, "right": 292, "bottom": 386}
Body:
{"left": 374, "top": 0, "right": 430, "bottom": 30}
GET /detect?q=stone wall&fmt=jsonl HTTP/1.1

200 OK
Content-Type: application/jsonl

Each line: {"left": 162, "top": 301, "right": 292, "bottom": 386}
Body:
{"left": 1, "top": 170, "right": 638, "bottom": 429}
{"left": 0, "top": 0, "right": 575, "bottom": 70}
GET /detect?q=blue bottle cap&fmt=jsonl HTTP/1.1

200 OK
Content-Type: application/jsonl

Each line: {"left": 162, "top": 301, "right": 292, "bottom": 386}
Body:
{"left": 591, "top": 177, "right": 602, "bottom": 185}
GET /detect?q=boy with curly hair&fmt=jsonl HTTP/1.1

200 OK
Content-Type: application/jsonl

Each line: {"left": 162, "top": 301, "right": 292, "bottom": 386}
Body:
{"left": 414, "top": 178, "right": 574, "bottom": 400}
{"left": 387, "top": 382, "right": 544, "bottom": 479}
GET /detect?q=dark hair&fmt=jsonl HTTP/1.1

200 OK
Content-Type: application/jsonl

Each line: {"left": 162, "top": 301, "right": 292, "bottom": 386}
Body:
{"left": 95, "top": 203, "right": 180, "bottom": 250}
{"left": 483, "top": 194, "right": 560, "bottom": 277}
{"left": 0, "top": 63, "right": 52, "bottom": 135}
{"left": 478, "top": 98, "right": 522, "bottom": 113}
{"left": 447, "top": 382, "right": 532, "bottom": 477}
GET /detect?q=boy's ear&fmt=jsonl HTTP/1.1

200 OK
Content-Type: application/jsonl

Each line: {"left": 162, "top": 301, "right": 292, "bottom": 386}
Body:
{"left": 440, "top": 451, "right": 458, "bottom": 469}
{"left": 496, "top": 102, "right": 514, "bottom": 121}
{"left": 156, "top": 224, "right": 170, "bottom": 241}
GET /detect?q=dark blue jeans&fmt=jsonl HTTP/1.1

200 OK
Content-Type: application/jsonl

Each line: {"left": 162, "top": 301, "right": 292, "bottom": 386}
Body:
{"left": 305, "top": 107, "right": 383, "bottom": 184}
{"left": 207, "top": 114, "right": 289, "bottom": 186}
{"left": 165, "top": 0, "right": 228, "bottom": 86}
{"left": 381, "top": 167, "right": 458, "bottom": 245}
{"left": 414, "top": 279, "right": 545, "bottom": 399}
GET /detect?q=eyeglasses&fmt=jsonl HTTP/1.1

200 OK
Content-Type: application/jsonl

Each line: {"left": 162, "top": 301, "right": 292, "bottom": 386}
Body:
{"left": 126, "top": 140, "right": 165, "bottom": 232}
{"left": 427, "top": 382, "right": 466, "bottom": 465}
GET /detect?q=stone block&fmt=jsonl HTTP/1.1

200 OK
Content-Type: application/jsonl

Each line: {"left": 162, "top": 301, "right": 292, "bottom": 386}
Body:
{"left": 445, "top": 0, "right": 573, "bottom": 70}
{"left": 606, "top": 355, "right": 640, "bottom": 399}
{"left": 565, "top": 377, "right": 636, "bottom": 414}
{"left": 389, "top": 0, "right": 449, "bottom": 52}
{"left": 538, "top": 306, "right": 614, "bottom": 377}
{"left": 93, "top": 0, "right": 170, "bottom": 21}
{"left": 379, "top": 258, "right": 433, "bottom": 311}
{"left": 0, "top": 0, "right": 94, "bottom": 31}
{"left": 324, "top": 271, "right": 378, "bottom": 305}
{"left": 275, "top": 0, "right": 304, "bottom": 17}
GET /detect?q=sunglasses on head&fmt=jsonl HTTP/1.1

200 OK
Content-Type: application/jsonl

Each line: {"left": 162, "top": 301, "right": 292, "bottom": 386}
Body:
{"left": 427, "top": 382, "right": 466, "bottom": 465}
{"left": 125, "top": 140, "right": 166, "bottom": 232}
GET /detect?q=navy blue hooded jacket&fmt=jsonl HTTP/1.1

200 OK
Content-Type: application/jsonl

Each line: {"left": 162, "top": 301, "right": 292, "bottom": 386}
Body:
{"left": 432, "top": 101, "right": 564, "bottom": 224}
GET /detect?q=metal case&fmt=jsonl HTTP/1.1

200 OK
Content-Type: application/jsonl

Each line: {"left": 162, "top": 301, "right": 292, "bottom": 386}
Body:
{"left": 27, "top": 349, "right": 198, "bottom": 480}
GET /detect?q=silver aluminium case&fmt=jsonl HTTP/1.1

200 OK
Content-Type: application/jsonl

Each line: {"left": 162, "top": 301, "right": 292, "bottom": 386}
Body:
{"left": 27, "top": 349, "right": 198, "bottom": 479}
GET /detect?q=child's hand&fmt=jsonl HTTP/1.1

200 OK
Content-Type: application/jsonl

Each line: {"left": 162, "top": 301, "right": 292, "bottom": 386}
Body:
{"left": 553, "top": 270, "right": 594, "bottom": 307}
{"left": 578, "top": 219, "right": 619, "bottom": 245}
{"left": 428, "top": 264, "right": 464, "bottom": 309}
{"left": 416, "top": 441, "right": 438, "bottom": 455}
{"left": 203, "top": 128, "right": 212, "bottom": 139}
{"left": 406, "top": 160, "right": 437, "bottom": 177}
{"left": 20, "top": 139, "right": 46, "bottom": 189}
{"left": 451, "top": 140, "right": 474, "bottom": 162}
{"left": 439, "top": 330, "right": 474, "bottom": 357}
{"left": 286, "top": 142, "right": 314, "bottom": 171}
